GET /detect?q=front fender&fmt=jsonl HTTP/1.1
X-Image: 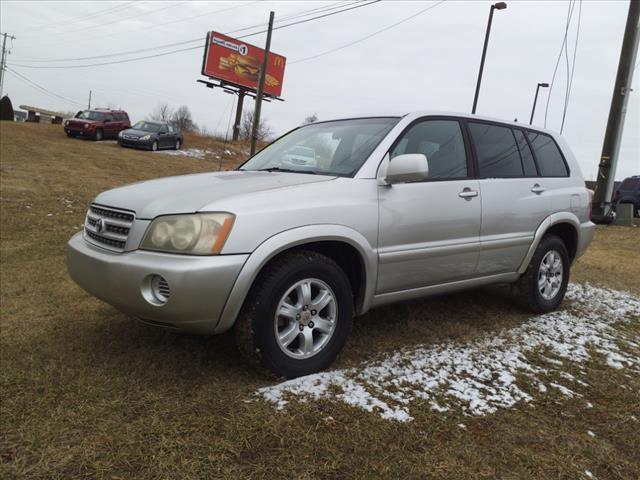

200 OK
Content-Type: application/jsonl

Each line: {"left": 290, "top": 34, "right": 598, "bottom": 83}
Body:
{"left": 214, "top": 225, "right": 378, "bottom": 333}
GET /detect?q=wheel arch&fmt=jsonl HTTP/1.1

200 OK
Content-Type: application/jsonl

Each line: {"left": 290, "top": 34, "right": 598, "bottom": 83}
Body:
{"left": 214, "top": 225, "right": 377, "bottom": 333}
{"left": 517, "top": 212, "right": 580, "bottom": 274}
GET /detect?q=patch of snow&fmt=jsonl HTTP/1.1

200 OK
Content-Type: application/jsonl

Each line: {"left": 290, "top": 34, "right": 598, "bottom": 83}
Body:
{"left": 586, "top": 402, "right": 593, "bottom": 408}
{"left": 457, "top": 423, "right": 466, "bottom": 429}
{"left": 256, "top": 284, "right": 640, "bottom": 422}
{"left": 158, "top": 148, "right": 207, "bottom": 159}
{"left": 585, "top": 470, "right": 594, "bottom": 478}
{"left": 587, "top": 430, "right": 595, "bottom": 437}
{"left": 46, "top": 213, "right": 53, "bottom": 217}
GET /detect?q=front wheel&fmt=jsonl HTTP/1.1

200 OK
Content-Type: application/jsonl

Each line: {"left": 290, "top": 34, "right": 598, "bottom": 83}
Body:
{"left": 513, "top": 234, "right": 570, "bottom": 313}
{"left": 94, "top": 129, "right": 103, "bottom": 141}
{"left": 150, "top": 140, "right": 158, "bottom": 151}
{"left": 235, "top": 250, "right": 353, "bottom": 378}
{"left": 174, "top": 139, "right": 181, "bottom": 150}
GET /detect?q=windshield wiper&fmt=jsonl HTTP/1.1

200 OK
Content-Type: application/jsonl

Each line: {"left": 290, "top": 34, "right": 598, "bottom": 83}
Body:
{"left": 253, "top": 167, "right": 317, "bottom": 174}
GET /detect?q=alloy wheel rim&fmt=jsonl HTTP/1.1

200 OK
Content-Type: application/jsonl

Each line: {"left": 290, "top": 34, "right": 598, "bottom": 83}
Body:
{"left": 274, "top": 278, "right": 338, "bottom": 359}
{"left": 538, "top": 249, "right": 563, "bottom": 300}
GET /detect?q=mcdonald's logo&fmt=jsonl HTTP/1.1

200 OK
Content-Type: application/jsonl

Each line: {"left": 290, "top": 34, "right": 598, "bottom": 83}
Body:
{"left": 273, "top": 56, "right": 285, "bottom": 68}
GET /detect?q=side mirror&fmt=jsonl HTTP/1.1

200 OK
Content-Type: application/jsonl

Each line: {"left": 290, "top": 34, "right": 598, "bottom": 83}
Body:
{"left": 385, "top": 153, "right": 429, "bottom": 184}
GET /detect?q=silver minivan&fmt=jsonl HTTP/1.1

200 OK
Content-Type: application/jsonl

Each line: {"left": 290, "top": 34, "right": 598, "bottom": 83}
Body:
{"left": 67, "top": 112, "right": 595, "bottom": 378}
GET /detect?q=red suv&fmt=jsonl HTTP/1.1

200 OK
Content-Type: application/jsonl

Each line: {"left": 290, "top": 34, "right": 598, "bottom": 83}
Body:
{"left": 64, "top": 109, "right": 131, "bottom": 141}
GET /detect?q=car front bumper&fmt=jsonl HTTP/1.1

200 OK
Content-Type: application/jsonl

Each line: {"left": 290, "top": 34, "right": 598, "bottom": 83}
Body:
{"left": 65, "top": 127, "right": 95, "bottom": 137}
{"left": 67, "top": 233, "right": 248, "bottom": 334}
{"left": 118, "top": 138, "right": 154, "bottom": 149}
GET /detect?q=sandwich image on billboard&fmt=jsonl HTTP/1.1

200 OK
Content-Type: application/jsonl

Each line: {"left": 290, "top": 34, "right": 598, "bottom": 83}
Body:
{"left": 201, "top": 31, "right": 286, "bottom": 98}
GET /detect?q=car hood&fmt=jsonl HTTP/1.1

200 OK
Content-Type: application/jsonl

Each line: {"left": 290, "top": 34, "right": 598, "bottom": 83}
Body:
{"left": 121, "top": 128, "right": 154, "bottom": 137}
{"left": 94, "top": 170, "right": 336, "bottom": 219}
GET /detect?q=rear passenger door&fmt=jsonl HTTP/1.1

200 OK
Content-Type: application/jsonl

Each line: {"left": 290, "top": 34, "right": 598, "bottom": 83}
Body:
{"left": 467, "top": 122, "right": 550, "bottom": 275}
{"left": 377, "top": 118, "right": 482, "bottom": 293}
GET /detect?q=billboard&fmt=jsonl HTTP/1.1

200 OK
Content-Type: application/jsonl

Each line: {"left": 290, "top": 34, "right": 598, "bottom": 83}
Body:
{"left": 201, "top": 31, "right": 286, "bottom": 98}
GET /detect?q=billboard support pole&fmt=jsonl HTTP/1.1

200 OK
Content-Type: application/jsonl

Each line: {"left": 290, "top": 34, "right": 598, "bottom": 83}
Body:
{"left": 250, "top": 11, "right": 275, "bottom": 155}
{"left": 232, "top": 89, "right": 245, "bottom": 142}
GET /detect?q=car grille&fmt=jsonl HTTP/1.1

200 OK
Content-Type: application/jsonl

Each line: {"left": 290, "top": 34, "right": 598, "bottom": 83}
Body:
{"left": 123, "top": 134, "right": 139, "bottom": 140}
{"left": 84, "top": 204, "right": 135, "bottom": 251}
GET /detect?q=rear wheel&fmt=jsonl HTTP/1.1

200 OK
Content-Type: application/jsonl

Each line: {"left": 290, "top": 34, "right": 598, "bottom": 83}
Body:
{"left": 94, "top": 129, "right": 103, "bottom": 141}
{"left": 235, "top": 250, "right": 353, "bottom": 378}
{"left": 514, "top": 234, "right": 570, "bottom": 313}
{"left": 174, "top": 139, "right": 181, "bottom": 150}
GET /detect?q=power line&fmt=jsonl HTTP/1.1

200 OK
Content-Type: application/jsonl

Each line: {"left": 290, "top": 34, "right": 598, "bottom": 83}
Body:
{"left": 4, "top": 66, "right": 84, "bottom": 107}
{"left": 15, "top": 1, "right": 138, "bottom": 35}
{"left": 289, "top": 0, "right": 447, "bottom": 65}
{"left": 560, "top": 0, "right": 582, "bottom": 134}
{"left": 8, "top": 0, "right": 382, "bottom": 70}
{"left": 21, "top": 2, "right": 188, "bottom": 42}
{"left": 15, "top": 0, "right": 354, "bottom": 63}
{"left": 544, "top": 0, "right": 577, "bottom": 129}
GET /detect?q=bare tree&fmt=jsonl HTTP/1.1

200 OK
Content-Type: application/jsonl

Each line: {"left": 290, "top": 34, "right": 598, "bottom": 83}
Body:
{"left": 240, "top": 109, "right": 273, "bottom": 141}
{"left": 302, "top": 113, "right": 318, "bottom": 125}
{"left": 172, "top": 105, "right": 196, "bottom": 132}
{"left": 149, "top": 102, "right": 173, "bottom": 122}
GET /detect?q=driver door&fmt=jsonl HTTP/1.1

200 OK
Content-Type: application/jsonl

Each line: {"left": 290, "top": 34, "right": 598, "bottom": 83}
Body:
{"left": 377, "top": 118, "right": 481, "bottom": 293}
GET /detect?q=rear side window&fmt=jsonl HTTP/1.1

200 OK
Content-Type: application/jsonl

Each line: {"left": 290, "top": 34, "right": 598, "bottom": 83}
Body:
{"left": 468, "top": 122, "right": 523, "bottom": 178}
{"left": 513, "top": 129, "right": 538, "bottom": 176}
{"left": 391, "top": 120, "right": 468, "bottom": 179}
{"left": 526, "top": 131, "right": 569, "bottom": 177}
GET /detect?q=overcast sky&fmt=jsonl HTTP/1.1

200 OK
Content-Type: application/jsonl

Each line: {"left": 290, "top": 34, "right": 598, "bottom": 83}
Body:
{"left": 1, "top": 0, "right": 638, "bottom": 180}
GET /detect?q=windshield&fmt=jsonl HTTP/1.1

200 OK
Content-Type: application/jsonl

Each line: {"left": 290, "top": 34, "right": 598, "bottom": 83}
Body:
{"left": 240, "top": 117, "right": 399, "bottom": 176}
{"left": 75, "top": 110, "right": 104, "bottom": 121}
{"left": 132, "top": 121, "right": 163, "bottom": 132}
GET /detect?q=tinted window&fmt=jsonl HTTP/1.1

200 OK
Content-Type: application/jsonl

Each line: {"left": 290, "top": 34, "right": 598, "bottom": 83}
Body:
{"left": 526, "top": 131, "right": 568, "bottom": 177}
{"left": 469, "top": 122, "right": 523, "bottom": 178}
{"left": 620, "top": 177, "right": 639, "bottom": 191}
{"left": 391, "top": 120, "right": 467, "bottom": 179}
{"left": 513, "top": 129, "right": 538, "bottom": 176}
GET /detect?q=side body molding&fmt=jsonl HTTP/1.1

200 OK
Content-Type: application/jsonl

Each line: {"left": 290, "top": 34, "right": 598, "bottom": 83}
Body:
{"left": 517, "top": 211, "right": 581, "bottom": 274}
{"left": 214, "top": 225, "right": 378, "bottom": 333}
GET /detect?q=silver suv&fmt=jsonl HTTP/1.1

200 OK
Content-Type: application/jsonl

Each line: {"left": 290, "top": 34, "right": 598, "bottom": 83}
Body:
{"left": 67, "top": 112, "right": 595, "bottom": 378}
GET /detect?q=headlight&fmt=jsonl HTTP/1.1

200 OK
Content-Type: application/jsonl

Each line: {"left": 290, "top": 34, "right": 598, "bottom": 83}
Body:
{"left": 140, "top": 134, "right": 151, "bottom": 141}
{"left": 140, "top": 213, "right": 235, "bottom": 255}
{"left": 118, "top": 131, "right": 124, "bottom": 137}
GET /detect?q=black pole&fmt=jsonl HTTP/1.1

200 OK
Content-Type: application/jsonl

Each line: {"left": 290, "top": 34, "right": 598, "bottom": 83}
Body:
{"left": 472, "top": 6, "right": 496, "bottom": 114}
{"left": 250, "top": 11, "right": 275, "bottom": 155}
{"left": 529, "top": 82, "right": 548, "bottom": 125}
{"left": 232, "top": 90, "right": 245, "bottom": 141}
{"left": 471, "top": 2, "right": 506, "bottom": 114}
{"left": 591, "top": 0, "right": 639, "bottom": 222}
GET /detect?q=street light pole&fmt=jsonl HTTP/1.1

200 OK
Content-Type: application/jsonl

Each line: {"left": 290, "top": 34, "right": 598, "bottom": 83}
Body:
{"left": 471, "top": 2, "right": 507, "bottom": 114}
{"left": 529, "top": 82, "right": 549, "bottom": 124}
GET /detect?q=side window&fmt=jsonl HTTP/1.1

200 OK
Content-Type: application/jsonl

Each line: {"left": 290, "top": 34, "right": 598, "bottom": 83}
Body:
{"left": 513, "top": 129, "right": 538, "bottom": 176}
{"left": 390, "top": 120, "right": 467, "bottom": 179}
{"left": 468, "top": 122, "right": 523, "bottom": 178}
{"left": 526, "top": 131, "right": 569, "bottom": 177}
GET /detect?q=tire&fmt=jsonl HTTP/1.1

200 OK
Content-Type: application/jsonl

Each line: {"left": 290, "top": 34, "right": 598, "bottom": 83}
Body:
{"left": 514, "top": 234, "right": 570, "bottom": 314}
{"left": 234, "top": 250, "right": 353, "bottom": 378}
{"left": 66, "top": 132, "right": 76, "bottom": 138}
{"left": 174, "top": 139, "right": 181, "bottom": 150}
{"left": 151, "top": 140, "right": 158, "bottom": 152}
{"left": 94, "top": 129, "right": 103, "bottom": 141}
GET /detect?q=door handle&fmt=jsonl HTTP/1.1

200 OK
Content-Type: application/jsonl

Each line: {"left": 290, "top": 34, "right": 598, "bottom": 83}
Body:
{"left": 531, "top": 184, "right": 545, "bottom": 194}
{"left": 458, "top": 188, "right": 479, "bottom": 199}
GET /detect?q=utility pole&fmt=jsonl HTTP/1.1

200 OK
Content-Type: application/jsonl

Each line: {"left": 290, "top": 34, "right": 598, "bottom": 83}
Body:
{"left": 591, "top": 0, "right": 639, "bottom": 223}
{"left": 471, "top": 2, "right": 507, "bottom": 114}
{"left": 0, "top": 32, "right": 17, "bottom": 99}
{"left": 250, "top": 11, "right": 274, "bottom": 155}
{"left": 88, "top": 90, "right": 92, "bottom": 109}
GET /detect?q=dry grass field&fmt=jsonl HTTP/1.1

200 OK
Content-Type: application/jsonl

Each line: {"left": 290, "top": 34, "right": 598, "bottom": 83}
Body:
{"left": 1, "top": 122, "right": 639, "bottom": 479}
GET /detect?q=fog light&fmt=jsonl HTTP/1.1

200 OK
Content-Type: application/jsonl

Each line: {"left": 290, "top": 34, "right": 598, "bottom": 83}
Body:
{"left": 142, "top": 274, "right": 170, "bottom": 306}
